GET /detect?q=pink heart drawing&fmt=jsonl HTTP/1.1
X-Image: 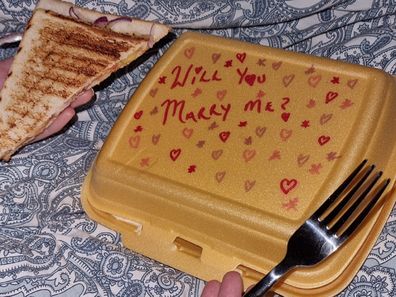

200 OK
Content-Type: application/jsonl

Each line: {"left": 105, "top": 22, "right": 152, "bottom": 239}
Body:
{"left": 184, "top": 47, "right": 195, "bottom": 59}
{"left": 182, "top": 127, "right": 193, "bottom": 139}
{"left": 280, "top": 129, "right": 292, "bottom": 141}
{"left": 244, "top": 180, "right": 256, "bottom": 192}
{"left": 216, "top": 89, "right": 227, "bottom": 101}
{"left": 308, "top": 75, "right": 321, "bottom": 87}
{"left": 192, "top": 88, "right": 202, "bottom": 97}
{"left": 280, "top": 178, "right": 298, "bottom": 195}
{"left": 211, "top": 149, "right": 223, "bottom": 160}
{"left": 243, "top": 149, "right": 256, "bottom": 162}
{"left": 255, "top": 126, "right": 266, "bottom": 138}
{"left": 149, "top": 88, "right": 158, "bottom": 97}
{"left": 128, "top": 135, "right": 140, "bottom": 148}
{"left": 297, "top": 154, "right": 310, "bottom": 167}
{"left": 347, "top": 79, "right": 358, "bottom": 89}
{"left": 151, "top": 134, "right": 161, "bottom": 145}
{"left": 212, "top": 53, "right": 221, "bottom": 64}
{"left": 215, "top": 171, "right": 226, "bottom": 183}
{"left": 282, "top": 74, "right": 295, "bottom": 87}
{"left": 272, "top": 61, "right": 282, "bottom": 70}
{"left": 320, "top": 113, "right": 333, "bottom": 125}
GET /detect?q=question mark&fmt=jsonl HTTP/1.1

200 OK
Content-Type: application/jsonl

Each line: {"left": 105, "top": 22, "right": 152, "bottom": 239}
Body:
{"left": 281, "top": 97, "right": 290, "bottom": 110}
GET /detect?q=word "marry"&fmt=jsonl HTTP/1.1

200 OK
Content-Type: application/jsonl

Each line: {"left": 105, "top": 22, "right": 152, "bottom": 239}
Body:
{"left": 161, "top": 99, "right": 231, "bottom": 125}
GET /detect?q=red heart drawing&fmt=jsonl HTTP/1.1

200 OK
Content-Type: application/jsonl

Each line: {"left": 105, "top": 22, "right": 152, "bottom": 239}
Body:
{"left": 170, "top": 148, "right": 181, "bottom": 161}
{"left": 347, "top": 79, "right": 358, "bottom": 89}
{"left": 152, "top": 134, "right": 161, "bottom": 145}
{"left": 297, "top": 154, "right": 310, "bottom": 167}
{"left": 245, "top": 74, "right": 256, "bottom": 86}
{"left": 245, "top": 180, "right": 256, "bottom": 192}
{"left": 212, "top": 53, "right": 221, "bottom": 64}
{"left": 134, "top": 110, "right": 143, "bottom": 120}
{"left": 281, "top": 112, "right": 290, "bottom": 122}
{"left": 211, "top": 149, "right": 223, "bottom": 160}
{"left": 182, "top": 127, "right": 193, "bottom": 139}
{"left": 282, "top": 74, "right": 295, "bottom": 87}
{"left": 236, "top": 52, "right": 246, "bottom": 63}
{"left": 216, "top": 89, "right": 227, "bottom": 101}
{"left": 219, "top": 131, "right": 231, "bottom": 142}
{"left": 280, "top": 129, "right": 292, "bottom": 141}
{"left": 243, "top": 149, "right": 256, "bottom": 162}
{"left": 318, "top": 135, "right": 331, "bottom": 146}
{"left": 325, "top": 91, "right": 338, "bottom": 104}
{"left": 280, "top": 178, "right": 298, "bottom": 195}
{"left": 149, "top": 88, "right": 158, "bottom": 97}
{"left": 255, "top": 126, "right": 266, "bottom": 138}
{"left": 195, "top": 66, "right": 203, "bottom": 74}
{"left": 128, "top": 135, "right": 140, "bottom": 148}
{"left": 320, "top": 113, "right": 333, "bottom": 125}
{"left": 184, "top": 47, "right": 195, "bottom": 59}
{"left": 308, "top": 75, "right": 321, "bottom": 87}
{"left": 215, "top": 171, "right": 226, "bottom": 183}
{"left": 272, "top": 61, "right": 282, "bottom": 70}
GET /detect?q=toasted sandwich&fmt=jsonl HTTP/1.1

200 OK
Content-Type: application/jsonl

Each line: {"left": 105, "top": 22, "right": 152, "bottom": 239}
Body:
{"left": 0, "top": 0, "right": 170, "bottom": 161}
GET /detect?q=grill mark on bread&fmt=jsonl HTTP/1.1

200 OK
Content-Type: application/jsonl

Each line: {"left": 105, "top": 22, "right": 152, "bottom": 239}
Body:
{"left": 41, "top": 24, "right": 130, "bottom": 59}
{"left": 20, "top": 79, "right": 70, "bottom": 98}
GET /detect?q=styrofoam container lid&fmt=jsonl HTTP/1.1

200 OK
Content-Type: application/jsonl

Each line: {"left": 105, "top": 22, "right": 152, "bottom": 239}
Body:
{"left": 82, "top": 32, "right": 396, "bottom": 296}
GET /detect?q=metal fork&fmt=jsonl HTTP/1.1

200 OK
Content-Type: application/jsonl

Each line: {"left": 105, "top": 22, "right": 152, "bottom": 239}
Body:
{"left": 0, "top": 32, "right": 22, "bottom": 46}
{"left": 244, "top": 160, "right": 391, "bottom": 297}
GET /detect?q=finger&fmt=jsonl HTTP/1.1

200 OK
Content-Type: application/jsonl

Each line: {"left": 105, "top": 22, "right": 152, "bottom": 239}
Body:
{"left": 0, "top": 57, "right": 14, "bottom": 88}
{"left": 70, "top": 88, "right": 95, "bottom": 108}
{"left": 218, "top": 271, "right": 243, "bottom": 297}
{"left": 33, "top": 107, "right": 75, "bottom": 142}
{"left": 201, "top": 280, "right": 221, "bottom": 297}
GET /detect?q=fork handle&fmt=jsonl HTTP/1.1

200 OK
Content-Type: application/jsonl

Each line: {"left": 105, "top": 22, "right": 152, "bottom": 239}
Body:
{"left": 243, "top": 258, "right": 293, "bottom": 297}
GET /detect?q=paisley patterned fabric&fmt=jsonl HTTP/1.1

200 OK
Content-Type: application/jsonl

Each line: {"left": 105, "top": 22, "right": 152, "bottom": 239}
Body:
{"left": 0, "top": 1, "right": 395, "bottom": 296}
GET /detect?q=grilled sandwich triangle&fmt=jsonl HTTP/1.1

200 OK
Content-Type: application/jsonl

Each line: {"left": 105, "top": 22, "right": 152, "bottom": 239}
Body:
{"left": 0, "top": 0, "right": 170, "bottom": 161}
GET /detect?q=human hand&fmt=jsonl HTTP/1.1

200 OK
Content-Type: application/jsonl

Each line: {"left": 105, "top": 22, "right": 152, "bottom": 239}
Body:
{"left": 201, "top": 271, "right": 244, "bottom": 297}
{"left": 0, "top": 57, "right": 94, "bottom": 142}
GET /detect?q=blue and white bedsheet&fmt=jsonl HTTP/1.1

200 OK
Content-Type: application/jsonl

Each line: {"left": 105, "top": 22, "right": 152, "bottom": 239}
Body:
{"left": 0, "top": 1, "right": 395, "bottom": 296}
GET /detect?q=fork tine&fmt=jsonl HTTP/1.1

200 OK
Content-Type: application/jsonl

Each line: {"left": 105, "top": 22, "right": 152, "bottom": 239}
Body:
{"left": 338, "top": 178, "right": 391, "bottom": 243}
{"left": 312, "top": 160, "right": 368, "bottom": 219}
{"left": 330, "top": 171, "right": 382, "bottom": 234}
{"left": 321, "top": 164, "right": 375, "bottom": 225}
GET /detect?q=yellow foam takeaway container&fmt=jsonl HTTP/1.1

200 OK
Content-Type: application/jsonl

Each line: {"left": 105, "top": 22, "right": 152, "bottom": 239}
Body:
{"left": 82, "top": 32, "right": 396, "bottom": 296}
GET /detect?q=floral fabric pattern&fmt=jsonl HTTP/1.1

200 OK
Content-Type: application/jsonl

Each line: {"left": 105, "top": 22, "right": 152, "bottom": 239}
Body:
{"left": 0, "top": 0, "right": 395, "bottom": 296}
